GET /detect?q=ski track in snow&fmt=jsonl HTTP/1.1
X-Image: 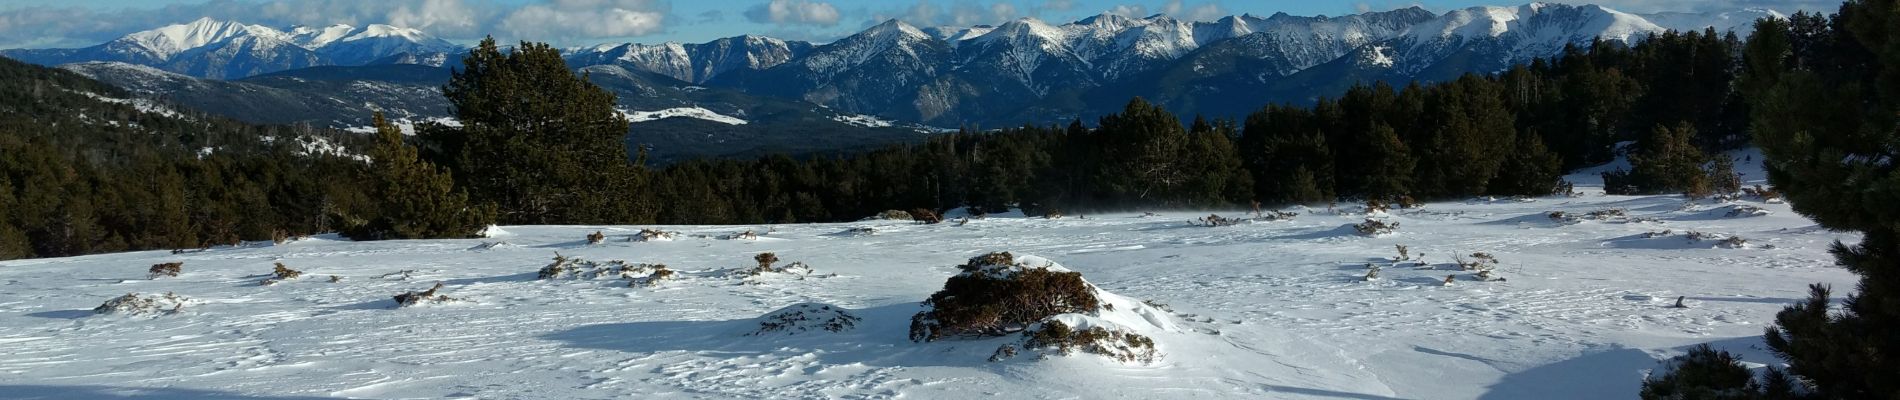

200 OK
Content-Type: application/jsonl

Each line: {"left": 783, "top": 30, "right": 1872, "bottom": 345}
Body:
{"left": 0, "top": 161, "right": 1859, "bottom": 399}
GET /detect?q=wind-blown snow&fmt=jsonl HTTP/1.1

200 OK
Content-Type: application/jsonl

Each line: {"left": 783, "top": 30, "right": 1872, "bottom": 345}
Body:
{"left": 0, "top": 152, "right": 1856, "bottom": 398}
{"left": 621, "top": 107, "right": 749, "bottom": 125}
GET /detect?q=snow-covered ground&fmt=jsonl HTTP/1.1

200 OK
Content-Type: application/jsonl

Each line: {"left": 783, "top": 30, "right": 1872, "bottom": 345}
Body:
{"left": 0, "top": 158, "right": 1857, "bottom": 399}
{"left": 622, "top": 107, "right": 748, "bottom": 125}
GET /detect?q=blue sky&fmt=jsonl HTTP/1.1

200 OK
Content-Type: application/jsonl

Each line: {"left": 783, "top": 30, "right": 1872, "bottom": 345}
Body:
{"left": 0, "top": 0, "right": 1837, "bottom": 49}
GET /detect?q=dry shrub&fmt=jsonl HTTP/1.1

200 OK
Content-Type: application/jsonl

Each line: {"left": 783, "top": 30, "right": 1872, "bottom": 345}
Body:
{"left": 393, "top": 283, "right": 453, "bottom": 307}
{"left": 1044, "top": 209, "right": 1065, "bottom": 219}
{"left": 629, "top": 266, "right": 676, "bottom": 287}
{"left": 723, "top": 230, "right": 759, "bottom": 240}
{"left": 990, "top": 320, "right": 1159, "bottom": 364}
{"left": 632, "top": 228, "right": 677, "bottom": 242}
{"left": 1395, "top": 244, "right": 1411, "bottom": 261}
{"left": 1364, "top": 265, "right": 1381, "bottom": 281}
{"left": 586, "top": 231, "right": 606, "bottom": 245}
{"left": 1742, "top": 185, "right": 1783, "bottom": 203}
{"left": 1365, "top": 198, "right": 1391, "bottom": 214}
{"left": 1258, "top": 210, "right": 1299, "bottom": 221}
{"left": 1547, "top": 211, "right": 1581, "bottom": 224}
{"left": 1198, "top": 214, "right": 1241, "bottom": 227}
{"left": 1353, "top": 219, "right": 1399, "bottom": 236}
{"left": 1725, "top": 205, "right": 1769, "bottom": 218}
{"left": 754, "top": 252, "right": 780, "bottom": 272}
{"left": 909, "top": 252, "right": 1101, "bottom": 342}
{"left": 876, "top": 210, "right": 914, "bottom": 221}
{"left": 148, "top": 262, "right": 183, "bottom": 279}
{"left": 261, "top": 263, "right": 304, "bottom": 286}
{"left": 750, "top": 303, "right": 862, "bottom": 335}
{"left": 541, "top": 253, "right": 664, "bottom": 280}
{"left": 1585, "top": 209, "right": 1628, "bottom": 221}
{"left": 94, "top": 292, "right": 189, "bottom": 315}
{"left": 911, "top": 208, "right": 943, "bottom": 224}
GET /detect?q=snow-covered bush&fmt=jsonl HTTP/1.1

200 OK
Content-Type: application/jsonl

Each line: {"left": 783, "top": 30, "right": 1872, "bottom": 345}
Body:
{"left": 749, "top": 303, "right": 862, "bottom": 336}
{"left": 1724, "top": 205, "right": 1771, "bottom": 218}
{"left": 1640, "top": 344, "right": 1793, "bottom": 399}
{"left": 991, "top": 319, "right": 1159, "bottom": 364}
{"left": 585, "top": 231, "right": 606, "bottom": 245}
{"left": 94, "top": 292, "right": 189, "bottom": 315}
{"left": 1547, "top": 211, "right": 1581, "bottom": 225}
{"left": 629, "top": 266, "right": 676, "bottom": 287}
{"left": 721, "top": 230, "right": 759, "bottom": 240}
{"left": 1257, "top": 210, "right": 1299, "bottom": 221}
{"left": 632, "top": 228, "right": 677, "bottom": 242}
{"left": 539, "top": 254, "right": 665, "bottom": 280}
{"left": 468, "top": 241, "right": 513, "bottom": 251}
{"left": 1741, "top": 185, "right": 1783, "bottom": 204}
{"left": 148, "top": 262, "right": 183, "bottom": 279}
{"left": 393, "top": 283, "right": 455, "bottom": 307}
{"left": 1585, "top": 208, "right": 1628, "bottom": 221}
{"left": 260, "top": 263, "right": 304, "bottom": 286}
{"left": 873, "top": 210, "right": 913, "bottom": 221}
{"left": 1353, "top": 218, "right": 1399, "bottom": 236}
{"left": 909, "top": 252, "right": 1102, "bottom": 342}
{"left": 1198, "top": 214, "right": 1242, "bottom": 227}
{"left": 839, "top": 227, "right": 877, "bottom": 236}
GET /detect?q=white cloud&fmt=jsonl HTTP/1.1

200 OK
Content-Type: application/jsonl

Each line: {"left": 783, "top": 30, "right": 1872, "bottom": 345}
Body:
{"left": 0, "top": 0, "right": 672, "bottom": 49}
{"left": 745, "top": 0, "right": 842, "bottom": 27}
{"left": 501, "top": 0, "right": 668, "bottom": 41}
{"left": 870, "top": 1, "right": 1027, "bottom": 27}
{"left": 1160, "top": 0, "right": 1224, "bottom": 21}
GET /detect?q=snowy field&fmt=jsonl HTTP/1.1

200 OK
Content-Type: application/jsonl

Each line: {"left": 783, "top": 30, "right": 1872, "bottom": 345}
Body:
{"left": 0, "top": 156, "right": 1859, "bottom": 399}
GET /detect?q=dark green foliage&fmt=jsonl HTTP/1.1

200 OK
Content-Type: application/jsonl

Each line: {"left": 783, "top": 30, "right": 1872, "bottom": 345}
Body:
{"left": 339, "top": 113, "right": 494, "bottom": 240}
{"left": 1639, "top": 345, "right": 1773, "bottom": 400}
{"left": 910, "top": 252, "right": 1102, "bottom": 342}
{"left": 0, "top": 55, "right": 375, "bottom": 261}
{"left": 1607, "top": 123, "right": 1713, "bottom": 196}
{"left": 1744, "top": 2, "right": 1900, "bottom": 398}
{"left": 425, "top": 38, "right": 648, "bottom": 225}
{"left": 1490, "top": 130, "right": 1565, "bottom": 196}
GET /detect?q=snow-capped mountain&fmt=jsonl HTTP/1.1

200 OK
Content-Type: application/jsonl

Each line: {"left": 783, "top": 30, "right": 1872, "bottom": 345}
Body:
{"left": 3, "top": 3, "right": 1788, "bottom": 129}
{"left": 2, "top": 18, "right": 460, "bottom": 79}
{"left": 564, "top": 36, "right": 813, "bottom": 84}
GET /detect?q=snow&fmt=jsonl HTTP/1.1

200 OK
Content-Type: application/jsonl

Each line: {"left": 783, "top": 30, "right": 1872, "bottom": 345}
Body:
{"left": 620, "top": 107, "right": 749, "bottom": 125}
{"left": 73, "top": 91, "right": 184, "bottom": 119}
{"left": 0, "top": 151, "right": 1858, "bottom": 398}
{"left": 831, "top": 113, "right": 895, "bottom": 128}
{"left": 122, "top": 18, "right": 291, "bottom": 61}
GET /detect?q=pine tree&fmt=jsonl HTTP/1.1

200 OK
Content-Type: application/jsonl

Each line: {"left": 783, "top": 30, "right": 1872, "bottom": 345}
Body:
{"left": 342, "top": 113, "right": 495, "bottom": 240}
{"left": 428, "top": 38, "right": 644, "bottom": 225}
{"left": 1490, "top": 130, "right": 1564, "bottom": 196}
{"left": 1359, "top": 122, "right": 1414, "bottom": 200}
{"left": 1744, "top": 3, "right": 1900, "bottom": 397}
{"left": 1625, "top": 123, "right": 1711, "bottom": 197}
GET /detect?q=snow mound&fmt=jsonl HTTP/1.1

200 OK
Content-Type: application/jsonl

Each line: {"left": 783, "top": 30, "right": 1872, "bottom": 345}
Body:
{"left": 622, "top": 107, "right": 748, "bottom": 125}
{"left": 539, "top": 255, "right": 668, "bottom": 280}
{"left": 479, "top": 225, "right": 511, "bottom": 238}
{"left": 94, "top": 292, "right": 190, "bottom": 316}
{"left": 748, "top": 303, "right": 862, "bottom": 336}
{"left": 1604, "top": 230, "right": 1760, "bottom": 249}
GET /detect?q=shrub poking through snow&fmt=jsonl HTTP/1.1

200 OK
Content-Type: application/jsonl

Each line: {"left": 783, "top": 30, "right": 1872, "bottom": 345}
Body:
{"left": 1585, "top": 209, "right": 1628, "bottom": 221}
{"left": 722, "top": 230, "right": 759, "bottom": 240}
{"left": 875, "top": 210, "right": 913, "bottom": 221}
{"left": 1442, "top": 274, "right": 1457, "bottom": 286}
{"left": 1639, "top": 344, "right": 1793, "bottom": 400}
{"left": 393, "top": 283, "right": 454, "bottom": 307}
{"left": 1547, "top": 211, "right": 1581, "bottom": 225}
{"left": 1256, "top": 210, "right": 1299, "bottom": 221}
{"left": 750, "top": 303, "right": 862, "bottom": 336}
{"left": 1395, "top": 245, "right": 1412, "bottom": 262}
{"left": 1003, "top": 320, "right": 1159, "bottom": 364}
{"left": 1742, "top": 185, "right": 1783, "bottom": 203}
{"left": 1354, "top": 219, "right": 1399, "bottom": 236}
{"left": 632, "top": 228, "right": 677, "bottom": 242}
{"left": 754, "top": 252, "right": 780, "bottom": 273}
{"left": 1724, "top": 205, "right": 1770, "bottom": 218}
{"left": 1364, "top": 265, "right": 1382, "bottom": 281}
{"left": 148, "top": 262, "right": 183, "bottom": 279}
{"left": 911, "top": 208, "right": 943, "bottom": 224}
{"left": 329, "top": 275, "right": 342, "bottom": 283}
{"left": 1365, "top": 198, "right": 1391, "bottom": 214}
{"left": 1044, "top": 209, "right": 1065, "bottom": 219}
{"left": 629, "top": 266, "right": 675, "bottom": 287}
{"left": 1198, "top": 214, "right": 1242, "bottom": 227}
{"left": 1455, "top": 253, "right": 1498, "bottom": 271}
{"left": 540, "top": 253, "right": 666, "bottom": 280}
{"left": 585, "top": 231, "right": 606, "bottom": 245}
{"left": 377, "top": 270, "right": 417, "bottom": 280}
{"left": 841, "top": 227, "right": 877, "bottom": 236}
{"left": 94, "top": 292, "right": 189, "bottom": 315}
{"left": 261, "top": 263, "right": 304, "bottom": 286}
{"left": 910, "top": 252, "right": 1102, "bottom": 342}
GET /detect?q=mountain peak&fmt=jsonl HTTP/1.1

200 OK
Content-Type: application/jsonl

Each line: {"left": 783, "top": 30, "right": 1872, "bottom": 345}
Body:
{"left": 121, "top": 18, "right": 283, "bottom": 60}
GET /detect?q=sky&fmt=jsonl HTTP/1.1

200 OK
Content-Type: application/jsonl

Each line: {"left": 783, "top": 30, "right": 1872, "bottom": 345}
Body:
{"left": 0, "top": 0, "right": 1839, "bottom": 49}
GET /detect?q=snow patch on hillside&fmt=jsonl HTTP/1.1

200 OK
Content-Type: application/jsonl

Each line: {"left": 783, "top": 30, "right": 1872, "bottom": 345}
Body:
{"left": 622, "top": 107, "right": 748, "bottom": 125}
{"left": 832, "top": 113, "right": 895, "bottom": 128}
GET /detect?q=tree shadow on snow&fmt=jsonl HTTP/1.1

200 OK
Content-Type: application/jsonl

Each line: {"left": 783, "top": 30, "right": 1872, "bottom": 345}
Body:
{"left": 0, "top": 385, "right": 335, "bottom": 400}
{"left": 542, "top": 302, "right": 1013, "bottom": 369}
{"left": 23, "top": 309, "right": 92, "bottom": 319}
{"left": 1479, "top": 347, "right": 1656, "bottom": 400}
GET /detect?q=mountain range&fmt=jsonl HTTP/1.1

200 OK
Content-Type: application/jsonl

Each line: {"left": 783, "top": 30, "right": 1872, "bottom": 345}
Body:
{"left": 1, "top": 3, "right": 1785, "bottom": 159}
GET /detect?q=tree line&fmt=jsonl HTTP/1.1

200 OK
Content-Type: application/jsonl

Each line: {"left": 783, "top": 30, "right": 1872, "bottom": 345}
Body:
{"left": 0, "top": 26, "right": 1753, "bottom": 259}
